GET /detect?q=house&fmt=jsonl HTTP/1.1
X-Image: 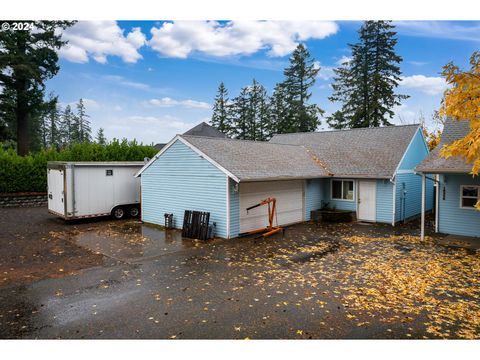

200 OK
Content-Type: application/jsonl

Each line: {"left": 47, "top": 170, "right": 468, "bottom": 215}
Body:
{"left": 136, "top": 124, "right": 434, "bottom": 239}
{"left": 153, "top": 122, "right": 227, "bottom": 150}
{"left": 416, "top": 120, "right": 480, "bottom": 238}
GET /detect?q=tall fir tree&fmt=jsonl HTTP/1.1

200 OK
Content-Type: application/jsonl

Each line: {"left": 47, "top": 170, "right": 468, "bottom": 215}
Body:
{"left": 328, "top": 21, "right": 408, "bottom": 129}
{"left": 96, "top": 128, "right": 107, "bottom": 145}
{"left": 76, "top": 98, "right": 92, "bottom": 142}
{"left": 270, "top": 82, "right": 290, "bottom": 135}
{"left": 231, "top": 87, "right": 251, "bottom": 140}
{"left": 210, "top": 82, "right": 233, "bottom": 136}
{"left": 281, "top": 44, "right": 323, "bottom": 133}
{"left": 60, "top": 105, "right": 74, "bottom": 145}
{"left": 0, "top": 21, "right": 75, "bottom": 155}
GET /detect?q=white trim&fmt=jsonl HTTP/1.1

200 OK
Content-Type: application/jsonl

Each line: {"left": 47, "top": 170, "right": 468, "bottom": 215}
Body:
{"left": 391, "top": 125, "right": 424, "bottom": 180}
{"left": 357, "top": 179, "right": 377, "bottom": 222}
{"left": 226, "top": 176, "right": 231, "bottom": 239}
{"left": 331, "top": 179, "right": 355, "bottom": 202}
{"left": 391, "top": 177, "right": 396, "bottom": 226}
{"left": 435, "top": 174, "right": 439, "bottom": 232}
{"left": 396, "top": 169, "right": 415, "bottom": 174}
{"left": 355, "top": 180, "right": 359, "bottom": 215}
{"left": 459, "top": 184, "right": 480, "bottom": 210}
{"left": 135, "top": 135, "right": 241, "bottom": 183}
{"left": 135, "top": 135, "right": 181, "bottom": 177}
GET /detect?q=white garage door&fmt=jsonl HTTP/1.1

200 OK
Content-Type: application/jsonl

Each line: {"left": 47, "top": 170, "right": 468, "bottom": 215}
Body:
{"left": 239, "top": 180, "right": 304, "bottom": 233}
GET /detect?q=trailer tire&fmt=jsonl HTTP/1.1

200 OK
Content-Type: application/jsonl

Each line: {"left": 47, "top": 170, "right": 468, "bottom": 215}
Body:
{"left": 129, "top": 206, "right": 140, "bottom": 218}
{"left": 112, "top": 206, "right": 125, "bottom": 220}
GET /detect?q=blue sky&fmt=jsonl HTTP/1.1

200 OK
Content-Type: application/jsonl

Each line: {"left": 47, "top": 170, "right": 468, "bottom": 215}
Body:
{"left": 46, "top": 20, "right": 480, "bottom": 144}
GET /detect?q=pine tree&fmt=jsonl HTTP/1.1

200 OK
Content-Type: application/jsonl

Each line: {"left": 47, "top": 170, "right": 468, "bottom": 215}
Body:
{"left": 231, "top": 87, "right": 251, "bottom": 140}
{"left": 0, "top": 21, "right": 75, "bottom": 155}
{"left": 96, "top": 128, "right": 107, "bottom": 145}
{"left": 210, "top": 82, "right": 233, "bottom": 136}
{"left": 60, "top": 105, "right": 75, "bottom": 145}
{"left": 76, "top": 98, "right": 91, "bottom": 142}
{"left": 281, "top": 44, "right": 323, "bottom": 133}
{"left": 328, "top": 21, "right": 408, "bottom": 129}
{"left": 270, "top": 83, "right": 290, "bottom": 135}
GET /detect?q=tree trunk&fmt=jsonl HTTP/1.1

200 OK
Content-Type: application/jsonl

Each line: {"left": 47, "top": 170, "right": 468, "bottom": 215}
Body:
{"left": 16, "top": 78, "right": 30, "bottom": 156}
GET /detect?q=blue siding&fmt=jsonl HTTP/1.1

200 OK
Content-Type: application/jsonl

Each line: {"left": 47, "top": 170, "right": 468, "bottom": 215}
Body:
{"left": 327, "top": 178, "right": 357, "bottom": 211}
{"left": 229, "top": 178, "right": 240, "bottom": 238}
{"left": 376, "top": 179, "right": 393, "bottom": 224}
{"left": 305, "top": 178, "right": 328, "bottom": 220}
{"left": 393, "top": 127, "right": 434, "bottom": 223}
{"left": 395, "top": 172, "right": 434, "bottom": 222}
{"left": 399, "top": 127, "right": 429, "bottom": 170}
{"left": 438, "top": 174, "right": 480, "bottom": 238}
{"left": 141, "top": 140, "right": 229, "bottom": 238}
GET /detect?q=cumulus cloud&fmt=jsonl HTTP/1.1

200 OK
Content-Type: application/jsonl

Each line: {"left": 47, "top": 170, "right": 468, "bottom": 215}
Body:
{"left": 314, "top": 61, "right": 335, "bottom": 80}
{"left": 149, "top": 21, "right": 338, "bottom": 58}
{"left": 59, "top": 21, "right": 146, "bottom": 64}
{"left": 400, "top": 75, "right": 448, "bottom": 95}
{"left": 148, "top": 97, "right": 210, "bottom": 109}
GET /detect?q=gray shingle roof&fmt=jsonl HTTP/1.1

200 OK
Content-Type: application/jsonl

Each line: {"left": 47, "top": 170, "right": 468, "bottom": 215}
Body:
{"left": 270, "top": 125, "right": 420, "bottom": 179}
{"left": 416, "top": 120, "right": 472, "bottom": 174}
{"left": 183, "top": 122, "right": 227, "bottom": 138}
{"left": 180, "top": 135, "right": 330, "bottom": 182}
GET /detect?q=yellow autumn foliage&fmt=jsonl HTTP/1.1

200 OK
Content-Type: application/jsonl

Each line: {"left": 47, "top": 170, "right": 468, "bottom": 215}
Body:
{"left": 439, "top": 51, "right": 480, "bottom": 209}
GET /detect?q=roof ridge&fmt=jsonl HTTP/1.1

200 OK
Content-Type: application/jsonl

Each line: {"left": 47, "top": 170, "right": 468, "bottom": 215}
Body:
{"left": 180, "top": 134, "right": 305, "bottom": 147}
{"left": 271, "top": 124, "right": 420, "bottom": 137}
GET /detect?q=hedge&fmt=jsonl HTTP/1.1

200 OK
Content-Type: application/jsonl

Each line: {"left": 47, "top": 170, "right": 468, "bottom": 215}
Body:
{"left": 0, "top": 139, "right": 158, "bottom": 193}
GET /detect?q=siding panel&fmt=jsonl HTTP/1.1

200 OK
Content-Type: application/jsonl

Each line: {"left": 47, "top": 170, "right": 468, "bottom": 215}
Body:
{"left": 304, "top": 178, "right": 327, "bottom": 220}
{"left": 141, "top": 140, "right": 229, "bottom": 238}
{"left": 438, "top": 174, "right": 480, "bottom": 237}
{"left": 375, "top": 179, "right": 393, "bottom": 224}
{"left": 395, "top": 173, "right": 434, "bottom": 222}
{"left": 229, "top": 179, "right": 240, "bottom": 238}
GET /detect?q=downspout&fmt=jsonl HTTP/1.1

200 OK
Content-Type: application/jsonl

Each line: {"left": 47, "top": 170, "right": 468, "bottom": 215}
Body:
{"left": 421, "top": 173, "right": 426, "bottom": 241}
{"left": 435, "top": 174, "right": 440, "bottom": 233}
{"left": 390, "top": 176, "right": 396, "bottom": 226}
{"left": 226, "top": 176, "right": 230, "bottom": 239}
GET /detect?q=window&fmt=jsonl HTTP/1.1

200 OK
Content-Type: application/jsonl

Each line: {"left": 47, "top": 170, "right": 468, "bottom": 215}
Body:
{"left": 460, "top": 185, "right": 479, "bottom": 209}
{"left": 332, "top": 180, "right": 354, "bottom": 201}
{"left": 106, "top": 169, "right": 113, "bottom": 176}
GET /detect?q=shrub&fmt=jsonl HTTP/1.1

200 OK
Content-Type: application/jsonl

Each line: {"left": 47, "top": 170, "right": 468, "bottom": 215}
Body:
{"left": 0, "top": 140, "right": 157, "bottom": 193}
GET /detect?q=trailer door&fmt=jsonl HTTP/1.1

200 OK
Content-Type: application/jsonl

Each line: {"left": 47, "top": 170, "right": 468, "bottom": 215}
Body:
{"left": 48, "top": 168, "right": 65, "bottom": 215}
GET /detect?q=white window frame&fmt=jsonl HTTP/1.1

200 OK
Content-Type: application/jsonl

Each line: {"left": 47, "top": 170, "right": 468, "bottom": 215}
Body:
{"left": 459, "top": 185, "right": 480, "bottom": 210}
{"left": 331, "top": 179, "right": 355, "bottom": 202}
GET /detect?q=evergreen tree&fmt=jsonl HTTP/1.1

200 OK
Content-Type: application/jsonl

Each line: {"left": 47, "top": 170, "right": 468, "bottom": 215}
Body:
{"left": 60, "top": 105, "right": 75, "bottom": 145}
{"left": 281, "top": 44, "right": 323, "bottom": 133}
{"left": 231, "top": 87, "right": 251, "bottom": 140}
{"left": 96, "top": 128, "right": 107, "bottom": 145}
{"left": 248, "top": 80, "right": 271, "bottom": 141}
{"left": 270, "top": 83, "right": 290, "bottom": 135}
{"left": 210, "top": 82, "right": 233, "bottom": 136}
{"left": 76, "top": 98, "right": 92, "bottom": 142}
{"left": 328, "top": 21, "right": 408, "bottom": 129}
{"left": 0, "top": 21, "right": 75, "bottom": 155}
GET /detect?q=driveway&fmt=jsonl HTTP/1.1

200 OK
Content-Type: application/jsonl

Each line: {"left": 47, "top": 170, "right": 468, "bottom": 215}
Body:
{"left": 0, "top": 207, "right": 479, "bottom": 339}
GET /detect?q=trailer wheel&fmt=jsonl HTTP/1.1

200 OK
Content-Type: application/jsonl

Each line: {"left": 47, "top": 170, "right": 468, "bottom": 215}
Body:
{"left": 112, "top": 207, "right": 125, "bottom": 220}
{"left": 129, "top": 206, "right": 140, "bottom": 218}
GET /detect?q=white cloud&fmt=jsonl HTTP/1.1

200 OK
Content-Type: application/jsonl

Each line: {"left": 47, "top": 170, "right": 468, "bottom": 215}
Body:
{"left": 105, "top": 115, "right": 195, "bottom": 144}
{"left": 148, "top": 97, "right": 210, "bottom": 109}
{"left": 392, "top": 104, "right": 418, "bottom": 125}
{"left": 59, "top": 21, "right": 146, "bottom": 64}
{"left": 395, "top": 21, "right": 480, "bottom": 42}
{"left": 103, "top": 75, "right": 150, "bottom": 90}
{"left": 60, "top": 98, "right": 100, "bottom": 110}
{"left": 400, "top": 75, "right": 448, "bottom": 95}
{"left": 313, "top": 61, "right": 335, "bottom": 80}
{"left": 408, "top": 60, "right": 429, "bottom": 66}
{"left": 336, "top": 55, "right": 352, "bottom": 66}
{"left": 149, "top": 21, "right": 338, "bottom": 58}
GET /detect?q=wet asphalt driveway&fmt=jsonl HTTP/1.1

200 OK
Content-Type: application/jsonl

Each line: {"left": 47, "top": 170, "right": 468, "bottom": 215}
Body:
{"left": 1, "top": 207, "right": 479, "bottom": 339}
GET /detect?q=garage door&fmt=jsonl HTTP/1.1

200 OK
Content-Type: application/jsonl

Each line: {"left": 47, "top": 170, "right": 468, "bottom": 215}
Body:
{"left": 239, "top": 180, "right": 304, "bottom": 233}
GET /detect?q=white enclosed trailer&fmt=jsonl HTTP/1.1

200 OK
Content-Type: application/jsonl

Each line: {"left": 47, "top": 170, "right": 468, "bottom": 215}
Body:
{"left": 47, "top": 161, "right": 143, "bottom": 220}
